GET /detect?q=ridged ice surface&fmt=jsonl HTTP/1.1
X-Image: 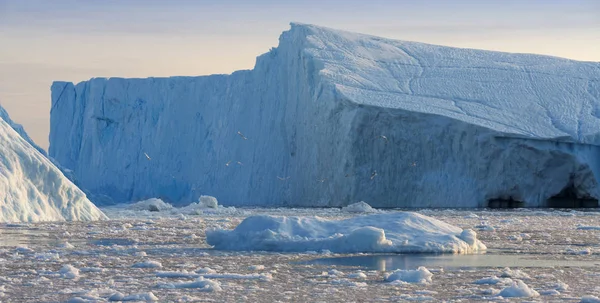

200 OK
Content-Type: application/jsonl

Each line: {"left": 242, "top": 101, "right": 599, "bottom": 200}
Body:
{"left": 49, "top": 23, "right": 600, "bottom": 207}
{"left": 306, "top": 24, "right": 600, "bottom": 142}
{"left": 0, "top": 105, "right": 106, "bottom": 223}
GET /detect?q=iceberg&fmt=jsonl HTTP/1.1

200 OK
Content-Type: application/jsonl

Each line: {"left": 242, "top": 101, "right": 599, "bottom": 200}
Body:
{"left": 49, "top": 23, "right": 600, "bottom": 207}
{"left": 0, "top": 104, "right": 106, "bottom": 222}
{"left": 206, "top": 212, "right": 486, "bottom": 253}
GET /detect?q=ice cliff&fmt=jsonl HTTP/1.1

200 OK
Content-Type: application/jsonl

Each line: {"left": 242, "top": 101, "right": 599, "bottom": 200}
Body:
{"left": 49, "top": 23, "right": 600, "bottom": 208}
{"left": 0, "top": 104, "right": 107, "bottom": 222}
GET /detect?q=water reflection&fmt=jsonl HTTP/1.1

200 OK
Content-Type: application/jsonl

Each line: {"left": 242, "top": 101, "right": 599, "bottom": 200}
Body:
{"left": 302, "top": 253, "right": 597, "bottom": 271}
{"left": 0, "top": 227, "right": 55, "bottom": 247}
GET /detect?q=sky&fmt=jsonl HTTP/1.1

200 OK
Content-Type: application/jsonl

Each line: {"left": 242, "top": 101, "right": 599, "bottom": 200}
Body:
{"left": 1, "top": 0, "right": 599, "bottom": 149}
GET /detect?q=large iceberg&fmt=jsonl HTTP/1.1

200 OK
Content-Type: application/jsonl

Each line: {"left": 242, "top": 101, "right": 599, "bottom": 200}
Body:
{"left": 49, "top": 23, "right": 600, "bottom": 208}
{"left": 0, "top": 104, "right": 106, "bottom": 222}
{"left": 206, "top": 212, "right": 485, "bottom": 253}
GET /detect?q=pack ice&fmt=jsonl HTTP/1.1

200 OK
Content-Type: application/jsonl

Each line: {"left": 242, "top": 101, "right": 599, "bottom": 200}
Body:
{"left": 50, "top": 23, "right": 600, "bottom": 207}
{"left": 206, "top": 212, "right": 485, "bottom": 253}
{"left": 0, "top": 105, "right": 106, "bottom": 223}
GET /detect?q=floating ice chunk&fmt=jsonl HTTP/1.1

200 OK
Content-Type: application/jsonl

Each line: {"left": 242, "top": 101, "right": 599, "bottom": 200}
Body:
{"left": 59, "top": 265, "right": 80, "bottom": 279}
{"left": 327, "top": 269, "right": 344, "bottom": 277}
{"left": 330, "top": 279, "right": 367, "bottom": 287}
{"left": 15, "top": 246, "right": 34, "bottom": 254}
{"left": 132, "top": 260, "right": 162, "bottom": 268}
{"left": 108, "top": 293, "right": 125, "bottom": 301}
{"left": 128, "top": 198, "right": 173, "bottom": 212}
{"left": 58, "top": 242, "right": 75, "bottom": 249}
{"left": 552, "top": 281, "right": 569, "bottom": 291}
{"left": 156, "top": 277, "right": 221, "bottom": 291}
{"left": 156, "top": 270, "right": 198, "bottom": 278}
{"left": 196, "top": 267, "right": 217, "bottom": 274}
{"left": 500, "top": 268, "right": 531, "bottom": 279}
{"left": 249, "top": 265, "right": 265, "bottom": 271}
{"left": 539, "top": 289, "right": 561, "bottom": 296}
{"left": 199, "top": 196, "right": 219, "bottom": 209}
{"left": 206, "top": 212, "right": 486, "bottom": 253}
{"left": 566, "top": 248, "right": 593, "bottom": 255}
{"left": 581, "top": 296, "right": 600, "bottom": 303}
{"left": 577, "top": 226, "right": 600, "bottom": 231}
{"left": 474, "top": 226, "right": 495, "bottom": 232}
{"left": 498, "top": 280, "right": 539, "bottom": 298}
{"left": 342, "top": 201, "right": 378, "bottom": 213}
{"left": 508, "top": 235, "right": 523, "bottom": 241}
{"left": 114, "top": 292, "right": 159, "bottom": 301}
{"left": 79, "top": 267, "right": 104, "bottom": 273}
{"left": 348, "top": 272, "right": 368, "bottom": 279}
{"left": 200, "top": 273, "right": 273, "bottom": 281}
{"left": 474, "top": 276, "right": 512, "bottom": 285}
{"left": 385, "top": 267, "right": 433, "bottom": 284}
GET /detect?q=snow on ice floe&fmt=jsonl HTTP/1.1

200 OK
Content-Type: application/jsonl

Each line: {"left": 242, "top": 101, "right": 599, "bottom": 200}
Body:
{"left": 59, "top": 265, "right": 80, "bottom": 279}
{"left": 206, "top": 212, "right": 486, "bottom": 253}
{"left": 385, "top": 267, "right": 433, "bottom": 284}
{"left": 473, "top": 276, "right": 513, "bottom": 285}
{"left": 577, "top": 225, "right": 600, "bottom": 230}
{"left": 0, "top": 106, "right": 106, "bottom": 223}
{"left": 581, "top": 296, "right": 600, "bottom": 303}
{"left": 156, "top": 277, "right": 222, "bottom": 292}
{"left": 107, "top": 292, "right": 159, "bottom": 301}
{"left": 103, "top": 195, "right": 237, "bottom": 218}
{"left": 498, "top": 280, "right": 540, "bottom": 298}
{"left": 500, "top": 267, "right": 531, "bottom": 279}
{"left": 132, "top": 260, "right": 162, "bottom": 268}
{"left": 127, "top": 198, "right": 173, "bottom": 212}
{"left": 198, "top": 195, "right": 219, "bottom": 209}
{"left": 341, "top": 201, "right": 378, "bottom": 213}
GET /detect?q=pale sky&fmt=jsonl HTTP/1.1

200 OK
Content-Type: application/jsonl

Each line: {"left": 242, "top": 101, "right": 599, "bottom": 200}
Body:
{"left": 1, "top": 0, "right": 598, "bottom": 149}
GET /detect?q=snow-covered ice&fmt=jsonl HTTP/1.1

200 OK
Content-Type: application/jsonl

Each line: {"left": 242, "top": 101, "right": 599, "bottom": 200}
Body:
{"left": 127, "top": 198, "right": 173, "bottom": 212}
{"left": 199, "top": 195, "right": 219, "bottom": 209}
{"left": 48, "top": 23, "right": 600, "bottom": 208}
{"left": 59, "top": 265, "right": 80, "bottom": 279}
{"left": 132, "top": 260, "right": 162, "bottom": 268}
{"left": 206, "top": 212, "right": 485, "bottom": 253}
{"left": 341, "top": 201, "right": 378, "bottom": 213}
{"left": 156, "top": 277, "right": 221, "bottom": 292}
{"left": 498, "top": 280, "right": 540, "bottom": 298}
{"left": 0, "top": 105, "right": 106, "bottom": 223}
{"left": 582, "top": 296, "right": 600, "bottom": 303}
{"left": 384, "top": 267, "right": 433, "bottom": 284}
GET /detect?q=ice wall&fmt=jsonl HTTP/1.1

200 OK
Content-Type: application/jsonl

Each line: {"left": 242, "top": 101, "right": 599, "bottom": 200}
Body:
{"left": 0, "top": 105, "right": 107, "bottom": 222}
{"left": 49, "top": 23, "right": 600, "bottom": 207}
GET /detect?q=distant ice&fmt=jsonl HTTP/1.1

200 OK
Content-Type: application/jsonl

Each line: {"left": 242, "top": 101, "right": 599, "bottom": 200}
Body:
{"left": 127, "top": 198, "right": 173, "bottom": 212}
{"left": 199, "top": 195, "right": 219, "bottom": 209}
{"left": 342, "top": 201, "right": 378, "bottom": 213}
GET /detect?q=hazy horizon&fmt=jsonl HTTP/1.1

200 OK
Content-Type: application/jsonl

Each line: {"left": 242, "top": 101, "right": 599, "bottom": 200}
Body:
{"left": 1, "top": 0, "right": 598, "bottom": 149}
